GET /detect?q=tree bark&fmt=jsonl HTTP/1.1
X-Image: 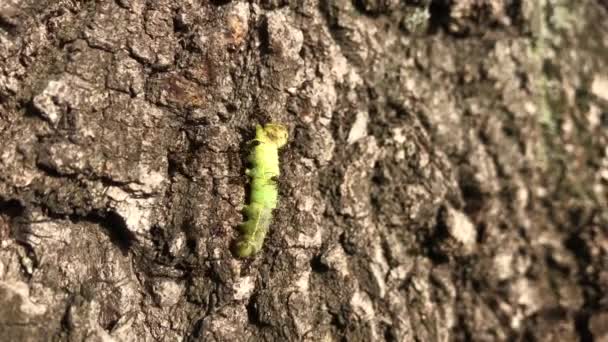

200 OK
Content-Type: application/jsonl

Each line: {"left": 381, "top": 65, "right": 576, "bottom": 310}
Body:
{"left": 1, "top": 0, "right": 607, "bottom": 341}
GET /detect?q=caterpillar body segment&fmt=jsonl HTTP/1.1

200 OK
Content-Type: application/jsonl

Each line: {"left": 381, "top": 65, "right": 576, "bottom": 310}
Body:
{"left": 233, "top": 123, "right": 288, "bottom": 257}
{"left": 235, "top": 204, "right": 273, "bottom": 257}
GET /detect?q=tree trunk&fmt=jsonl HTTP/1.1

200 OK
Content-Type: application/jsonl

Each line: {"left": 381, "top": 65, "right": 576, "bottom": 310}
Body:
{"left": 1, "top": 0, "right": 607, "bottom": 341}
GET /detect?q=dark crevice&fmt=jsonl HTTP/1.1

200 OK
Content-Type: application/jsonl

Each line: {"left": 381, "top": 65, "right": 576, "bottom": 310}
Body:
{"left": 428, "top": 0, "right": 451, "bottom": 34}
{"left": 84, "top": 211, "right": 136, "bottom": 255}
{"left": 422, "top": 207, "right": 451, "bottom": 265}
{"left": 0, "top": 199, "right": 26, "bottom": 241}
{"left": 328, "top": 308, "right": 347, "bottom": 331}
{"left": 352, "top": 0, "right": 387, "bottom": 16}
{"left": 338, "top": 231, "right": 357, "bottom": 256}
{"left": 103, "top": 317, "right": 120, "bottom": 333}
{"left": 476, "top": 221, "right": 487, "bottom": 244}
{"left": 459, "top": 175, "right": 485, "bottom": 217}
{"left": 245, "top": 295, "right": 259, "bottom": 324}
{"left": 506, "top": 0, "right": 523, "bottom": 27}
{"left": 258, "top": 16, "right": 272, "bottom": 56}
{"left": 0, "top": 11, "right": 20, "bottom": 35}
{"left": 564, "top": 233, "right": 591, "bottom": 266}
{"left": 383, "top": 324, "right": 397, "bottom": 342}
{"left": 310, "top": 253, "right": 330, "bottom": 273}
{"left": 150, "top": 224, "right": 174, "bottom": 264}
{"left": 187, "top": 318, "right": 205, "bottom": 340}
{"left": 0, "top": 199, "right": 25, "bottom": 219}
{"left": 59, "top": 294, "right": 76, "bottom": 332}
{"left": 563, "top": 216, "right": 602, "bottom": 342}
{"left": 245, "top": 294, "right": 271, "bottom": 327}
{"left": 185, "top": 236, "right": 197, "bottom": 255}
{"left": 575, "top": 311, "right": 594, "bottom": 342}
{"left": 452, "top": 300, "right": 475, "bottom": 342}
{"left": 210, "top": 0, "right": 232, "bottom": 6}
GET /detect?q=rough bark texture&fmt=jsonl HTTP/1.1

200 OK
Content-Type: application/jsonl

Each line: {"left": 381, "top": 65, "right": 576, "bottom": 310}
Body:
{"left": 1, "top": 0, "right": 608, "bottom": 341}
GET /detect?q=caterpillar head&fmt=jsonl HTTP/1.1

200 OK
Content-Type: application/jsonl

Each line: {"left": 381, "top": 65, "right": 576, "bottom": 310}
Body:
{"left": 257, "top": 123, "right": 289, "bottom": 148}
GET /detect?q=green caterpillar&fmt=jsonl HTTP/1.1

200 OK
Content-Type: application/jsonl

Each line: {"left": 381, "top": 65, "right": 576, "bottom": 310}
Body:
{"left": 233, "top": 123, "right": 288, "bottom": 257}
